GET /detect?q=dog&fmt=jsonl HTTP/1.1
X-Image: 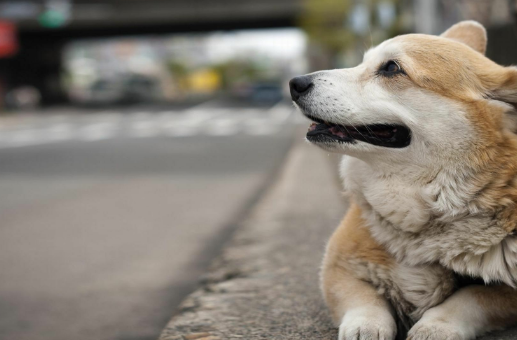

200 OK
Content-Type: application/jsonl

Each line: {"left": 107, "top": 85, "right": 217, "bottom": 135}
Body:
{"left": 290, "top": 21, "right": 517, "bottom": 340}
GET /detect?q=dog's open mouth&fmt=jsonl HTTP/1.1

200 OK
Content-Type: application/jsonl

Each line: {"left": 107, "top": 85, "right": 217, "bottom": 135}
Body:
{"left": 306, "top": 117, "right": 411, "bottom": 148}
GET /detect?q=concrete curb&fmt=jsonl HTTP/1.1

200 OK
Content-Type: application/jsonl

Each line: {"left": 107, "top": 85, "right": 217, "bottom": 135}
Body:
{"left": 158, "top": 132, "right": 517, "bottom": 340}
{"left": 159, "top": 132, "right": 347, "bottom": 340}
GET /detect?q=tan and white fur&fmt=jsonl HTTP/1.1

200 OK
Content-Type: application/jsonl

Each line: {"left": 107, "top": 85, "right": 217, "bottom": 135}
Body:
{"left": 292, "top": 21, "right": 517, "bottom": 340}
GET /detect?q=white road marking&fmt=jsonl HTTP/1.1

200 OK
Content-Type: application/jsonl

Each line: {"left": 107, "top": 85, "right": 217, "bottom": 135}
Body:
{"left": 164, "top": 109, "right": 223, "bottom": 136}
{"left": 245, "top": 124, "right": 280, "bottom": 135}
{"left": 81, "top": 122, "right": 118, "bottom": 141}
{"left": 182, "top": 111, "right": 221, "bottom": 125}
{"left": 49, "top": 115, "right": 70, "bottom": 123}
{"left": 129, "top": 119, "right": 159, "bottom": 138}
{"left": 8, "top": 130, "right": 41, "bottom": 147}
{"left": 242, "top": 104, "right": 293, "bottom": 135}
{"left": 46, "top": 123, "right": 74, "bottom": 141}
{"left": 165, "top": 127, "right": 198, "bottom": 137}
{"left": 268, "top": 102, "right": 294, "bottom": 123}
{"left": 130, "top": 111, "right": 152, "bottom": 121}
{"left": 0, "top": 102, "right": 296, "bottom": 148}
{"left": 86, "top": 111, "right": 123, "bottom": 124}
{"left": 205, "top": 117, "right": 240, "bottom": 136}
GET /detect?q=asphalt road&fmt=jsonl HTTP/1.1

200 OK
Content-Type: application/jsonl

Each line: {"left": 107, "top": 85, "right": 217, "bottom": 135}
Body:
{"left": 0, "top": 99, "right": 298, "bottom": 340}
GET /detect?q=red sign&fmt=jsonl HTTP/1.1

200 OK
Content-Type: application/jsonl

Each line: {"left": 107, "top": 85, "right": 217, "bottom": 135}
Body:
{"left": 0, "top": 21, "right": 17, "bottom": 58}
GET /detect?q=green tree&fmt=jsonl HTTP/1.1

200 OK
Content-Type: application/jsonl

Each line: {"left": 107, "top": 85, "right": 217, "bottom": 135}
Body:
{"left": 299, "top": 0, "right": 407, "bottom": 69}
{"left": 298, "top": 0, "right": 353, "bottom": 68}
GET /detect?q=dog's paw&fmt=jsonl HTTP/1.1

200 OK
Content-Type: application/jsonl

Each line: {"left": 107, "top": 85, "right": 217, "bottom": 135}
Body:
{"left": 338, "top": 307, "right": 397, "bottom": 340}
{"left": 407, "top": 319, "right": 465, "bottom": 340}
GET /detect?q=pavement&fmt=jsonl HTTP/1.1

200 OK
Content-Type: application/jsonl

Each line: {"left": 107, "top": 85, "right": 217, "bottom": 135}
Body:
{"left": 159, "top": 131, "right": 517, "bottom": 340}
{"left": 0, "top": 99, "right": 299, "bottom": 340}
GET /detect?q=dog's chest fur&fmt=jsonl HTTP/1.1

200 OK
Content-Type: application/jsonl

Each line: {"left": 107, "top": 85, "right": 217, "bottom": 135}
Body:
{"left": 341, "top": 156, "right": 517, "bottom": 286}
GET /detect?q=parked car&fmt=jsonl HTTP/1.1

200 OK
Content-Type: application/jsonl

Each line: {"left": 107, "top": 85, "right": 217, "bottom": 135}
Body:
{"left": 69, "top": 73, "right": 160, "bottom": 105}
{"left": 250, "top": 82, "right": 284, "bottom": 104}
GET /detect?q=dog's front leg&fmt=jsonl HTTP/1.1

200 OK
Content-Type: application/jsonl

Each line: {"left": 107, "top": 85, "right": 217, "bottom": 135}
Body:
{"left": 407, "top": 284, "right": 517, "bottom": 340}
{"left": 323, "top": 264, "right": 397, "bottom": 340}
{"left": 322, "top": 204, "right": 397, "bottom": 340}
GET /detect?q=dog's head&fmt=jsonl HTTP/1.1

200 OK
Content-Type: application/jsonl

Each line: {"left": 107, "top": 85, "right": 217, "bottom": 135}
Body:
{"left": 291, "top": 21, "right": 517, "bottom": 167}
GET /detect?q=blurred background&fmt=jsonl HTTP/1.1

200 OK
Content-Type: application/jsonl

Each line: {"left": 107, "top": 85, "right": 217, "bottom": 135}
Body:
{"left": 0, "top": 1, "right": 515, "bottom": 340}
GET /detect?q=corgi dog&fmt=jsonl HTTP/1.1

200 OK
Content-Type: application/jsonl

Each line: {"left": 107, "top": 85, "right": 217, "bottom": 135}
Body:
{"left": 290, "top": 21, "right": 517, "bottom": 340}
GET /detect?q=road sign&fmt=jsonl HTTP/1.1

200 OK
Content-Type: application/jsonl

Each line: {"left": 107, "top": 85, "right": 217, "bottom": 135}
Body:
{"left": 38, "top": 9, "right": 67, "bottom": 28}
{"left": 0, "top": 21, "right": 17, "bottom": 58}
{"left": 38, "top": 0, "right": 71, "bottom": 29}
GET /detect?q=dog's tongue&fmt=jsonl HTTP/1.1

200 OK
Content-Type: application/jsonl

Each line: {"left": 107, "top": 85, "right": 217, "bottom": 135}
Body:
{"left": 329, "top": 125, "right": 347, "bottom": 138}
{"left": 308, "top": 122, "right": 349, "bottom": 138}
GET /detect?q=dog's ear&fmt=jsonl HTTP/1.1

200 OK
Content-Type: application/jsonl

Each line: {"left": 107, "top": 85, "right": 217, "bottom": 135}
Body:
{"left": 491, "top": 67, "right": 517, "bottom": 106}
{"left": 489, "top": 67, "right": 517, "bottom": 131}
{"left": 441, "top": 21, "right": 487, "bottom": 55}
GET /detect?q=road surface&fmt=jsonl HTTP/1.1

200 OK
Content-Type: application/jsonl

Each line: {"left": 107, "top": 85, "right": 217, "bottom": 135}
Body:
{"left": 0, "top": 99, "right": 299, "bottom": 340}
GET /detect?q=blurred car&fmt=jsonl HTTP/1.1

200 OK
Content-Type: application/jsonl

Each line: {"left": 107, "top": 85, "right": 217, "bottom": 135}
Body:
{"left": 122, "top": 74, "right": 160, "bottom": 101}
{"left": 5, "top": 86, "right": 41, "bottom": 109}
{"left": 87, "top": 79, "right": 123, "bottom": 104}
{"left": 69, "top": 73, "right": 160, "bottom": 105}
{"left": 249, "top": 82, "right": 284, "bottom": 104}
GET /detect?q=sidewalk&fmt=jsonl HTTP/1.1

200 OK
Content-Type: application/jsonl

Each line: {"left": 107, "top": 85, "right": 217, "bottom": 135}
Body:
{"left": 159, "top": 131, "right": 347, "bottom": 340}
{"left": 159, "top": 131, "right": 516, "bottom": 340}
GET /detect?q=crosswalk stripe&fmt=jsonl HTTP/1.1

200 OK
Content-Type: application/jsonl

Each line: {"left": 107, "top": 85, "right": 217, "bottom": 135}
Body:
{"left": 0, "top": 103, "right": 296, "bottom": 148}
{"left": 244, "top": 124, "right": 280, "bottom": 135}
{"left": 129, "top": 120, "right": 160, "bottom": 138}
{"left": 81, "top": 122, "right": 118, "bottom": 141}
{"left": 9, "top": 130, "right": 40, "bottom": 146}
{"left": 46, "top": 124, "right": 74, "bottom": 141}
{"left": 165, "top": 127, "right": 199, "bottom": 137}
{"left": 205, "top": 123, "right": 239, "bottom": 136}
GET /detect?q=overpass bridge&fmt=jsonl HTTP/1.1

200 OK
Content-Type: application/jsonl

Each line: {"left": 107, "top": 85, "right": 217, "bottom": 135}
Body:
{"left": 0, "top": 0, "right": 303, "bottom": 104}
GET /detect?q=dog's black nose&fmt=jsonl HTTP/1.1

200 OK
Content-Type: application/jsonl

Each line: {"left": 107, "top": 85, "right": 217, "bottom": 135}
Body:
{"left": 289, "top": 76, "right": 313, "bottom": 101}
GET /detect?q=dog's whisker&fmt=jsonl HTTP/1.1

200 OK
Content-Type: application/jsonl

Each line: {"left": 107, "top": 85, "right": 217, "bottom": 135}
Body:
{"left": 342, "top": 115, "right": 369, "bottom": 141}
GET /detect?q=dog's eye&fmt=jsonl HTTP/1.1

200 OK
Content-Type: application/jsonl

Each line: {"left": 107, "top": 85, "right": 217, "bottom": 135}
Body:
{"left": 385, "top": 61, "right": 399, "bottom": 73}
{"left": 379, "top": 60, "right": 403, "bottom": 76}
